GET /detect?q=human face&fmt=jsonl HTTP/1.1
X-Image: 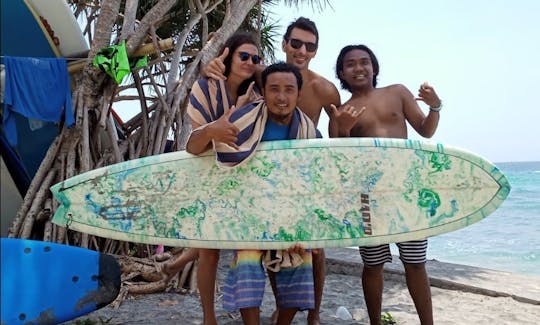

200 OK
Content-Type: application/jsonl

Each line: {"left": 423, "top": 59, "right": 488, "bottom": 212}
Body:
{"left": 229, "top": 43, "right": 259, "bottom": 82}
{"left": 281, "top": 28, "right": 317, "bottom": 71}
{"left": 339, "top": 49, "right": 374, "bottom": 91}
{"left": 264, "top": 72, "right": 299, "bottom": 125}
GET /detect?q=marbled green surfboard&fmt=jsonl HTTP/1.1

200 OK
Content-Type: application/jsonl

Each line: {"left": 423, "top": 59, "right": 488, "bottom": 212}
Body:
{"left": 51, "top": 138, "right": 510, "bottom": 249}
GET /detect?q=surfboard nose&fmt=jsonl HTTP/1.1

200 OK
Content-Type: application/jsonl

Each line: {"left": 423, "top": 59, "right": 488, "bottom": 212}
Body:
{"left": 1, "top": 239, "right": 122, "bottom": 325}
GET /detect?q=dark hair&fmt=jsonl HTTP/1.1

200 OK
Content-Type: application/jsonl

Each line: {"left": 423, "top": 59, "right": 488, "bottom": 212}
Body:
{"left": 261, "top": 62, "right": 303, "bottom": 90}
{"left": 283, "top": 17, "right": 319, "bottom": 45}
{"left": 221, "top": 32, "right": 258, "bottom": 96}
{"left": 335, "top": 44, "right": 380, "bottom": 91}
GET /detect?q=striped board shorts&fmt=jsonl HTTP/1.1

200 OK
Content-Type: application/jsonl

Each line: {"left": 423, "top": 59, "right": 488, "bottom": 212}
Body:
{"left": 359, "top": 240, "right": 428, "bottom": 266}
{"left": 272, "top": 251, "right": 314, "bottom": 310}
{"left": 222, "top": 250, "right": 266, "bottom": 311}
{"left": 222, "top": 250, "right": 314, "bottom": 311}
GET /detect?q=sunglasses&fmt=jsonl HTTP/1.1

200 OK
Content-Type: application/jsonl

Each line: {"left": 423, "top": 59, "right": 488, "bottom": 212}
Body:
{"left": 288, "top": 38, "right": 318, "bottom": 52}
{"left": 238, "top": 51, "right": 261, "bottom": 64}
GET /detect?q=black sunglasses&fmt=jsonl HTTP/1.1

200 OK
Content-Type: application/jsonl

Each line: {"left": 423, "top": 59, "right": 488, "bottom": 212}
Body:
{"left": 288, "top": 38, "right": 318, "bottom": 52}
{"left": 238, "top": 51, "right": 261, "bottom": 64}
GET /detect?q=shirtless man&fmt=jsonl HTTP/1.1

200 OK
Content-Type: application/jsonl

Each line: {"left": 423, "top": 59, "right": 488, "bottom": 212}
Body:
{"left": 276, "top": 18, "right": 337, "bottom": 324}
{"left": 203, "top": 17, "right": 341, "bottom": 325}
{"left": 334, "top": 44, "right": 442, "bottom": 325}
{"left": 205, "top": 17, "right": 339, "bottom": 128}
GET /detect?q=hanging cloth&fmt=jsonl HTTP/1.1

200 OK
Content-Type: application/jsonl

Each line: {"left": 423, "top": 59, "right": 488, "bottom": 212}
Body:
{"left": 2, "top": 56, "right": 74, "bottom": 146}
{"left": 92, "top": 40, "right": 147, "bottom": 84}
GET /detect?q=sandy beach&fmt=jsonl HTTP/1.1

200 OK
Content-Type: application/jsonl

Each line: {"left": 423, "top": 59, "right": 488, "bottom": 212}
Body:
{"left": 64, "top": 248, "right": 540, "bottom": 325}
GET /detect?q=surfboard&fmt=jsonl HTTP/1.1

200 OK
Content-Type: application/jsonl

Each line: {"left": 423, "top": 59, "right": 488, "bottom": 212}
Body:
{"left": 1, "top": 238, "right": 121, "bottom": 325}
{"left": 25, "top": 0, "right": 90, "bottom": 57}
{"left": 50, "top": 138, "right": 511, "bottom": 249}
{"left": 1, "top": 0, "right": 89, "bottom": 58}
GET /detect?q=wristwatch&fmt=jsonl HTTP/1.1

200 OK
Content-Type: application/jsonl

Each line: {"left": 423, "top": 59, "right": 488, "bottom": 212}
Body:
{"left": 429, "top": 102, "right": 443, "bottom": 112}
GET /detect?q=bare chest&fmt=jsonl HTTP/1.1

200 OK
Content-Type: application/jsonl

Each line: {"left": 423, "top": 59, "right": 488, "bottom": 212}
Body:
{"left": 348, "top": 93, "right": 406, "bottom": 137}
{"left": 298, "top": 85, "right": 325, "bottom": 124}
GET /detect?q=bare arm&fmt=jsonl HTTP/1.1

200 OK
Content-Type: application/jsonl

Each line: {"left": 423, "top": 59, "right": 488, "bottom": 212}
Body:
{"left": 401, "top": 83, "right": 442, "bottom": 138}
{"left": 185, "top": 121, "right": 213, "bottom": 155}
{"left": 318, "top": 82, "right": 341, "bottom": 137}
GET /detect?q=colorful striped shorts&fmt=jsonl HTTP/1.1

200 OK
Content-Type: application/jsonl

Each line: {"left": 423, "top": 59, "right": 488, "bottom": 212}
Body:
{"left": 222, "top": 250, "right": 314, "bottom": 311}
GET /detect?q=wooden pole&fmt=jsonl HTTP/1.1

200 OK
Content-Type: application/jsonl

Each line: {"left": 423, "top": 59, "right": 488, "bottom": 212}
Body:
{"left": 67, "top": 38, "right": 175, "bottom": 74}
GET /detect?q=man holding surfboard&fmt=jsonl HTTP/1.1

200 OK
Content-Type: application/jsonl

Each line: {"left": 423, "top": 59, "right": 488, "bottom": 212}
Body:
{"left": 189, "top": 61, "right": 320, "bottom": 324}
{"left": 203, "top": 17, "right": 348, "bottom": 325}
{"left": 163, "top": 18, "right": 340, "bottom": 322}
{"left": 334, "top": 44, "right": 442, "bottom": 325}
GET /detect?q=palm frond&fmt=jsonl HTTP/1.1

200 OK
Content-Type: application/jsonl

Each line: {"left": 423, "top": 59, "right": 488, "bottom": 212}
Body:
{"left": 279, "top": 0, "right": 332, "bottom": 12}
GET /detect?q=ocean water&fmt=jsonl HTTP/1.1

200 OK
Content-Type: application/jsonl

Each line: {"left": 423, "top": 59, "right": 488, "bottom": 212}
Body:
{"left": 419, "top": 161, "right": 540, "bottom": 276}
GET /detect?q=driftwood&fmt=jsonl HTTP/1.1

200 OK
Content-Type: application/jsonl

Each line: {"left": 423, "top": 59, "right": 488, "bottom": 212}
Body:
{"left": 107, "top": 248, "right": 199, "bottom": 307}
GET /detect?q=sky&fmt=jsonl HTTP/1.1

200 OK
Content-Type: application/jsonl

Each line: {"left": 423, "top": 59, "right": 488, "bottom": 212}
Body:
{"left": 268, "top": 0, "right": 540, "bottom": 163}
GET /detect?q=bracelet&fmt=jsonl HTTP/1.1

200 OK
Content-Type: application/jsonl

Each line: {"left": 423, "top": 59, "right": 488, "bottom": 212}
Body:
{"left": 429, "top": 101, "right": 443, "bottom": 112}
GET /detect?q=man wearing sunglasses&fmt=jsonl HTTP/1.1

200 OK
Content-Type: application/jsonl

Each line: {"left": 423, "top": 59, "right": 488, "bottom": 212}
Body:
{"left": 280, "top": 18, "right": 342, "bottom": 130}
{"left": 205, "top": 17, "right": 343, "bottom": 131}
{"left": 276, "top": 18, "right": 340, "bottom": 325}
{"left": 203, "top": 17, "right": 357, "bottom": 325}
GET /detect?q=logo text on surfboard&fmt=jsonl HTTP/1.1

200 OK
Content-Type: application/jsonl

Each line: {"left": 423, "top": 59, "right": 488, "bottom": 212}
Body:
{"left": 361, "top": 193, "right": 372, "bottom": 235}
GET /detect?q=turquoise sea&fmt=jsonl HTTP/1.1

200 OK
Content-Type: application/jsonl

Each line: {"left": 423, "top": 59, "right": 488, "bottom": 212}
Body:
{"left": 419, "top": 161, "right": 540, "bottom": 276}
